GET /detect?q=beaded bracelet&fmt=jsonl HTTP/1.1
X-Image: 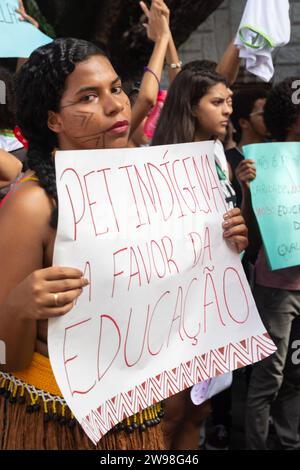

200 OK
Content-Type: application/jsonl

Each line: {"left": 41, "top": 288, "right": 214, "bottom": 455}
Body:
{"left": 143, "top": 66, "right": 161, "bottom": 89}
{"left": 166, "top": 60, "right": 183, "bottom": 69}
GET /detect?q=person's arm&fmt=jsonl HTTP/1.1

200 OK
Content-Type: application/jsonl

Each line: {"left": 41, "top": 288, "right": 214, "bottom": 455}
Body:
{"left": 130, "top": 1, "right": 170, "bottom": 135}
{"left": 16, "top": 0, "right": 39, "bottom": 28}
{"left": 15, "top": 0, "right": 39, "bottom": 72}
{"left": 152, "top": 0, "right": 182, "bottom": 85}
{"left": 155, "top": 0, "right": 181, "bottom": 84}
{"left": 216, "top": 39, "right": 241, "bottom": 86}
{"left": 0, "top": 149, "right": 22, "bottom": 189}
{"left": 165, "top": 32, "right": 182, "bottom": 84}
{"left": 0, "top": 183, "right": 87, "bottom": 372}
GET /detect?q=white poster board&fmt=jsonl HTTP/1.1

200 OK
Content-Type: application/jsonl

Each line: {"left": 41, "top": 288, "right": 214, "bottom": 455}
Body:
{"left": 49, "top": 142, "right": 276, "bottom": 444}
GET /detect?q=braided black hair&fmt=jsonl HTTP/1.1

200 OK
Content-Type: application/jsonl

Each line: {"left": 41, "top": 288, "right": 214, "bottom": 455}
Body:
{"left": 16, "top": 38, "right": 105, "bottom": 228}
{"left": 264, "top": 77, "right": 300, "bottom": 142}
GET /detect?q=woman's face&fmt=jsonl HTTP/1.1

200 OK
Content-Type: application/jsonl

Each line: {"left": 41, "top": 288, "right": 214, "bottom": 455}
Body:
{"left": 193, "top": 82, "right": 232, "bottom": 141}
{"left": 248, "top": 98, "right": 268, "bottom": 139}
{"left": 49, "top": 55, "right": 131, "bottom": 150}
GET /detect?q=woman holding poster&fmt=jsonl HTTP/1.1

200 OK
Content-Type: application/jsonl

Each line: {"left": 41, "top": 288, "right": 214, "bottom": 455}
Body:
{"left": 0, "top": 24, "right": 168, "bottom": 451}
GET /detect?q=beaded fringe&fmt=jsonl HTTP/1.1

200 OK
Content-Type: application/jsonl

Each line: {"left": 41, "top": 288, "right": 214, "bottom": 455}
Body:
{"left": 0, "top": 372, "right": 165, "bottom": 450}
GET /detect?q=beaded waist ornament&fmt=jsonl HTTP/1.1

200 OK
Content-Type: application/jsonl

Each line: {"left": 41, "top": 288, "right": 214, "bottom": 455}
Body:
{"left": 0, "top": 352, "right": 164, "bottom": 432}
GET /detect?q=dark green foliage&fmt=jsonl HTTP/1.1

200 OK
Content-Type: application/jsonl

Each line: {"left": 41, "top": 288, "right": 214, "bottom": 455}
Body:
{"left": 27, "top": 1, "right": 225, "bottom": 80}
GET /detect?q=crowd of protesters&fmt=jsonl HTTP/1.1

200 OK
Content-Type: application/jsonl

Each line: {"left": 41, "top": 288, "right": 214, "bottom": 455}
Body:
{"left": 0, "top": 0, "right": 299, "bottom": 451}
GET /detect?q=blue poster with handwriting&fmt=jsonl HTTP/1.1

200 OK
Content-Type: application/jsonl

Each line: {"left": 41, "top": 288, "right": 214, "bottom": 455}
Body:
{"left": 0, "top": 0, "right": 52, "bottom": 58}
{"left": 244, "top": 142, "right": 300, "bottom": 270}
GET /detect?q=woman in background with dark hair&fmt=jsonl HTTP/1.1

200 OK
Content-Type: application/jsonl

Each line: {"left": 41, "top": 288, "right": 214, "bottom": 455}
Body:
{"left": 152, "top": 67, "right": 248, "bottom": 450}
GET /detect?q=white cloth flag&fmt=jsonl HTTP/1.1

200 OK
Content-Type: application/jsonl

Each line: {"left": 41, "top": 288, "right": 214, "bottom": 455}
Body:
{"left": 0, "top": 0, "right": 52, "bottom": 58}
{"left": 234, "top": 0, "right": 291, "bottom": 82}
{"left": 49, "top": 142, "right": 276, "bottom": 444}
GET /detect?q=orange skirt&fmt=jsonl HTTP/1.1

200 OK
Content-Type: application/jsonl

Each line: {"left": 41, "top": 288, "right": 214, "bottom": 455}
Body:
{"left": 0, "top": 353, "right": 165, "bottom": 450}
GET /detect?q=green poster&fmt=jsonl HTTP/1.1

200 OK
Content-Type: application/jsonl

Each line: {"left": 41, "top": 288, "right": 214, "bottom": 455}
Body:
{"left": 244, "top": 142, "right": 300, "bottom": 271}
{"left": 0, "top": 0, "right": 52, "bottom": 58}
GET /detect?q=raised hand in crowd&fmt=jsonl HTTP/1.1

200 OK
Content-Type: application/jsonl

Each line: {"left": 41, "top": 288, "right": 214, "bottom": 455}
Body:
{"left": 15, "top": 0, "right": 40, "bottom": 71}
{"left": 140, "top": 0, "right": 170, "bottom": 42}
{"left": 16, "top": 0, "right": 39, "bottom": 29}
{"left": 129, "top": 1, "right": 170, "bottom": 140}
{"left": 141, "top": 0, "right": 181, "bottom": 84}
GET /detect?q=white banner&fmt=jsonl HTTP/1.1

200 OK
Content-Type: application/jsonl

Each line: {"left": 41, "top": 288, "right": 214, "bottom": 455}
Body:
{"left": 49, "top": 141, "right": 276, "bottom": 444}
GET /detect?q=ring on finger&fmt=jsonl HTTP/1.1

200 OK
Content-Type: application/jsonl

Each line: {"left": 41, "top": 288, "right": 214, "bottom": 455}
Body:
{"left": 53, "top": 292, "right": 60, "bottom": 307}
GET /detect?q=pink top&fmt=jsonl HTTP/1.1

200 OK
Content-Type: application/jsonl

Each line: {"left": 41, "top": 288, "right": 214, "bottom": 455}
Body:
{"left": 255, "top": 248, "right": 300, "bottom": 291}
